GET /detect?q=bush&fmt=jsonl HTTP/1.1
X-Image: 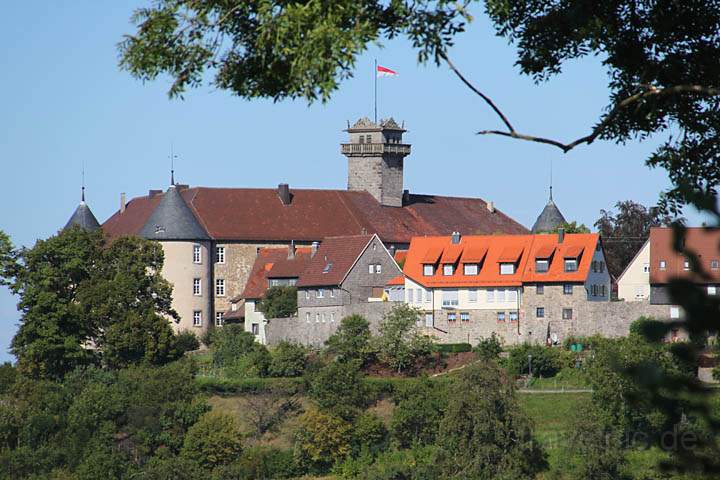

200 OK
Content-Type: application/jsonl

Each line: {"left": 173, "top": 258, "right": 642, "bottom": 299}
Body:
{"left": 258, "top": 286, "right": 297, "bottom": 318}
{"left": 336, "top": 445, "right": 441, "bottom": 480}
{"left": 390, "top": 377, "right": 447, "bottom": 447}
{"left": 352, "top": 411, "right": 388, "bottom": 456}
{"left": 506, "top": 344, "right": 564, "bottom": 377}
{"left": 433, "top": 343, "right": 472, "bottom": 354}
{"left": 294, "top": 407, "right": 353, "bottom": 472}
{"left": 325, "top": 315, "right": 373, "bottom": 364}
{"left": 212, "top": 325, "right": 256, "bottom": 368}
{"left": 213, "top": 446, "right": 301, "bottom": 479}
{"left": 308, "top": 360, "right": 369, "bottom": 421}
{"left": 475, "top": 333, "right": 503, "bottom": 360}
{"left": 175, "top": 331, "right": 200, "bottom": 354}
{"left": 0, "top": 363, "right": 17, "bottom": 395}
{"left": 196, "top": 376, "right": 304, "bottom": 395}
{"left": 225, "top": 344, "right": 272, "bottom": 378}
{"left": 269, "top": 342, "right": 308, "bottom": 377}
{"left": 181, "top": 411, "right": 243, "bottom": 469}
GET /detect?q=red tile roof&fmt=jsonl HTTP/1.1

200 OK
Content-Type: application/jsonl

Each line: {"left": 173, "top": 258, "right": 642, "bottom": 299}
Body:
{"left": 296, "top": 235, "right": 374, "bottom": 287}
{"left": 404, "top": 233, "right": 600, "bottom": 287}
{"left": 240, "top": 247, "right": 314, "bottom": 299}
{"left": 102, "top": 187, "right": 528, "bottom": 243}
{"left": 386, "top": 274, "right": 406, "bottom": 286}
{"left": 650, "top": 227, "right": 720, "bottom": 284}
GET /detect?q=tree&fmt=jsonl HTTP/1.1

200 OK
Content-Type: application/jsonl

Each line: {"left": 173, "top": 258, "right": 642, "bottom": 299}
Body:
{"left": 307, "top": 360, "right": 369, "bottom": 421}
{"left": 294, "top": 407, "right": 353, "bottom": 471}
{"left": 390, "top": 377, "right": 448, "bottom": 448}
{"left": 258, "top": 286, "right": 298, "bottom": 319}
{"left": 436, "top": 362, "right": 546, "bottom": 479}
{"left": 269, "top": 341, "right": 308, "bottom": 377}
{"left": 374, "top": 304, "right": 434, "bottom": 373}
{"left": 351, "top": 411, "right": 388, "bottom": 457}
{"left": 212, "top": 324, "right": 256, "bottom": 368}
{"left": 474, "top": 333, "right": 502, "bottom": 361}
{"left": 181, "top": 411, "right": 244, "bottom": 469}
{"left": 594, "top": 200, "right": 675, "bottom": 277}
{"left": 324, "top": 314, "right": 373, "bottom": 364}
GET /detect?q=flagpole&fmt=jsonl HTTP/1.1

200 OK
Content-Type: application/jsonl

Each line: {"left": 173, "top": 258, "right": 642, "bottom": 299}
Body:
{"left": 374, "top": 59, "right": 377, "bottom": 124}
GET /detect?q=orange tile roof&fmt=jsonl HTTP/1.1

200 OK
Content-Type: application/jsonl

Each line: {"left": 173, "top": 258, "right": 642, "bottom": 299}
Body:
{"left": 386, "top": 274, "right": 405, "bottom": 286}
{"left": 535, "top": 245, "right": 555, "bottom": 258}
{"left": 422, "top": 246, "right": 443, "bottom": 264}
{"left": 440, "top": 244, "right": 463, "bottom": 264}
{"left": 403, "top": 233, "right": 600, "bottom": 287}
{"left": 461, "top": 245, "right": 488, "bottom": 263}
{"left": 564, "top": 245, "right": 584, "bottom": 258}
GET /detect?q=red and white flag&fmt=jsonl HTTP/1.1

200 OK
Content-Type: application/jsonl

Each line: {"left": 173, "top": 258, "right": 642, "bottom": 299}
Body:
{"left": 376, "top": 65, "right": 398, "bottom": 78}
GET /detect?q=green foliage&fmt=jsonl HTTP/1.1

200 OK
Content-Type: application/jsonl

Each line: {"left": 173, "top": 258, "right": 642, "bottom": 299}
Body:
{"left": 351, "top": 411, "right": 388, "bottom": 456}
{"left": 506, "top": 344, "right": 566, "bottom": 377}
{"left": 269, "top": 341, "right": 308, "bottom": 377}
{"left": 181, "top": 410, "right": 243, "bottom": 469}
{"left": 374, "top": 304, "right": 434, "bottom": 374}
{"left": 475, "top": 333, "right": 503, "bottom": 360}
{"left": 294, "top": 406, "right": 353, "bottom": 472}
{"left": 390, "top": 377, "right": 447, "bottom": 448}
{"left": 0, "top": 362, "right": 17, "bottom": 394}
{"left": 0, "top": 229, "right": 18, "bottom": 287}
{"left": 539, "top": 221, "right": 591, "bottom": 234}
{"left": 336, "top": 445, "right": 441, "bottom": 480}
{"left": 258, "top": 286, "right": 298, "bottom": 319}
{"left": 175, "top": 331, "right": 201, "bottom": 353}
{"left": 212, "top": 446, "right": 300, "bottom": 479}
{"left": 212, "top": 324, "right": 257, "bottom": 368}
{"left": 436, "top": 362, "right": 547, "bottom": 479}
{"left": 325, "top": 314, "right": 373, "bottom": 364}
{"left": 433, "top": 342, "right": 472, "bottom": 353}
{"left": 225, "top": 344, "right": 271, "bottom": 379}
{"left": 308, "top": 360, "right": 369, "bottom": 421}
{"left": 119, "top": 1, "right": 472, "bottom": 102}
{"left": 196, "top": 376, "right": 305, "bottom": 395}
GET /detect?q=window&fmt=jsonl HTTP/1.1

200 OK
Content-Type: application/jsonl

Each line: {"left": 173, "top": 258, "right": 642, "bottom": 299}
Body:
{"left": 563, "top": 284, "right": 573, "bottom": 295}
{"left": 670, "top": 307, "right": 680, "bottom": 319}
{"left": 251, "top": 323, "right": 259, "bottom": 335}
{"left": 497, "top": 312, "right": 506, "bottom": 322}
{"left": 591, "top": 261, "right": 597, "bottom": 272}
{"left": 536, "top": 285, "right": 544, "bottom": 295}
{"left": 359, "top": 135, "right": 365, "bottom": 144}
{"left": 193, "top": 245, "right": 202, "bottom": 264}
{"left": 601, "top": 285, "right": 607, "bottom": 296}
{"left": 193, "top": 311, "right": 202, "bottom": 327}
{"left": 375, "top": 264, "right": 382, "bottom": 274}
{"left": 331, "top": 312, "right": 335, "bottom": 322}
{"left": 708, "top": 286, "right": 717, "bottom": 296}
{"left": 305, "top": 290, "right": 310, "bottom": 300}
{"left": 193, "top": 278, "right": 201, "bottom": 296}
{"left": 366, "top": 134, "right": 372, "bottom": 143}
{"left": 215, "top": 311, "right": 224, "bottom": 326}
{"left": 592, "top": 285, "right": 598, "bottom": 296}
{"left": 536, "top": 307, "right": 545, "bottom": 318}
{"left": 660, "top": 260, "right": 667, "bottom": 270}
{"left": 215, "top": 279, "right": 225, "bottom": 297}
{"left": 447, "top": 312, "right": 457, "bottom": 322}
{"left": 323, "top": 262, "right": 333, "bottom": 273}
{"left": 684, "top": 260, "right": 690, "bottom": 271}
{"left": 425, "top": 290, "right": 432, "bottom": 303}
{"left": 442, "top": 289, "right": 459, "bottom": 307}
{"left": 443, "top": 264, "right": 454, "bottom": 276}
{"left": 305, "top": 312, "right": 310, "bottom": 323}
{"left": 407, "top": 289, "right": 414, "bottom": 303}
{"left": 460, "top": 312, "right": 470, "bottom": 322}
{"left": 317, "top": 289, "right": 324, "bottom": 298}
{"left": 497, "top": 289, "right": 506, "bottom": 302}
{"left": 712, "top": 260, "right": 720, "bottom": 270}
{"left": 321, "top": 313, "right": 326, "bottom": 323}
{"left": 600, "top": 261, "right": 605, "bottom": 272}
{"left": 464, "top": 264, "right": 478, "bottom": 275}
{"left": 564, "top": 259, "right": 578, "bottom": 272}
{"left": 487, "top": 290, "right": 495, "bottom": 303}
{"left": 423, "top": 264, "right": 434, "bottom": 276}
{"left": 231, "top": 303, "right": 237, "bottom": 312}
{"left": 368, "top": 264, "right": 374, "bottom": 274}
{"left": 643, "top": 263, "right": 650, "bottom": 273}
{"left": 315, "top": 313, "right": 320, "bottom": 323}
{"left": 330, "top": 289, "right": 335, "bottom": 298}
{"left": 500, "top": 263, "right": 515, "bottom": 275}
{"left": 507, "top": 289, "right": 517, "bottom": 302}
{"left": 562, "top": 308, "right": 573, "bottom": 320}
{"left": 468, "top": 289, "right": 477, "bottom": 302}
{"left": 216, "top": 246, "right": 225, "bottom": 264}
{"left": 509, "top": 311, "right": 518, "bottom": 322}
{"left": 536, "top": 259, "right": 549, "bottom": 273}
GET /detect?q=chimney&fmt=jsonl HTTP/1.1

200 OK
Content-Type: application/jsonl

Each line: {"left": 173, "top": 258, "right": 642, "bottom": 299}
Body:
{"left": 311, "top": 241, "right": 319, "bottom": 257}
{"left": 278, "top": 183, "right": 291, "bottom": 205}
{"left": 558, "top": 227, "right": 565, "bottom": 244}
{"left": 389, "top": 245, "right": 396, "bottom": 257}
{"left": 148, "top": 189, "right": 162, "bottom": 198}
{"left": 288, "top": 240, "right": 296, "bottom": 259}
{"left": 451, "top": 231, "right": 461, "bottom": 244}
{"left": 486, "top": 201, "right": 495, "bottom": 213}
{"left": 402, "top": 189, "right": 410, "bottom": 205}
{"left": 120, "top": 192, "right": 126, "bottom": 214}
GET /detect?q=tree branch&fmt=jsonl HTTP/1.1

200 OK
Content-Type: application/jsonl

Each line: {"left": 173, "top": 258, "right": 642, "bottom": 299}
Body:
{"left": 440, "top": 52, "right": 720, "bottom": 154}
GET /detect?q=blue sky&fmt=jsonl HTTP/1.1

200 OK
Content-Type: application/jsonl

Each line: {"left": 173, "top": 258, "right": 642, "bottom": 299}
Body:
{"left": 0, "top": 2, "right": 693, "bottom": 362}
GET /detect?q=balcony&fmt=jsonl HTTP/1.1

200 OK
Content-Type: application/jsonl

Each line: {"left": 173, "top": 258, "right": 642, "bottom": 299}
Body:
{"left": 340, "top": 143, "right": 411, "bottom": 156}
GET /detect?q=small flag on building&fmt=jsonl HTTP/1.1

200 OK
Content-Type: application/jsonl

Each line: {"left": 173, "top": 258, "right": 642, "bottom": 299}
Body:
{"left": 376, "top": 65, "right": 398, "bottom": 78}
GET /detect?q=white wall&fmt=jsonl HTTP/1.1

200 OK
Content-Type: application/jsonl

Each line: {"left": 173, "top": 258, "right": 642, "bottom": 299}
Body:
{"left": 244, "top": 300, "right": 268, "bottom": 344}
{"left": 404, "top": 278, "right": 521, "bottom": 312}
{"left": 161, "top": 241, "right": 212, "bottom": 334}
{"left": 617, "top": 240, "right": 651, "bottom": 301}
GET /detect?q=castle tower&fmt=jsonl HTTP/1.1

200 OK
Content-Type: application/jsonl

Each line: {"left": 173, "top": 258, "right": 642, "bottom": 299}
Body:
{"left": 64, "top": 184, "right": 100, "bottom": 231}
{"left": 341, "top": 117, "right": 411, "bottom": 207}
{"left": 531, "top": 187, "right": 567, "bottom": 233}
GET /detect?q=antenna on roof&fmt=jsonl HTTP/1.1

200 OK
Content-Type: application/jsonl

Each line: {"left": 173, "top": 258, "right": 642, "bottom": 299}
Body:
{"left": 81, "top": 159, "right": 86, "bottom": 203}
{"left": 169, "top": 143, "right": 178, "bottom": 186}
{"left": 549, "top": 156, "right": 553, "bottom": 201}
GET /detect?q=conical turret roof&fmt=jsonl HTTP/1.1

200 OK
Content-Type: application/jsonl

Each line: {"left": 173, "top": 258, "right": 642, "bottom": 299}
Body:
{"left": 531, "top": 197, "right": 566, "bottom": 233}
{"left": 64, "top": 201, "right": 101, "bottom": 231}
{"left": 139, "top": 185, "right": 210, "bottom": 241}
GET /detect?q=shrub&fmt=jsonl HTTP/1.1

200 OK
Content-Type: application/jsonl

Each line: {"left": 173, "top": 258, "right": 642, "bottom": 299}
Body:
{"left": 352, "top": 411, "right": 388, "bottom": 456}
{"left": 175, "top": 331, "right": 200, "bottom": 354}
{"left": 474, "top": 333, "right": 503, "bottom": 360}
{"left": 225, "top": 345, "right": 271, "bottom": 378}
{"left": 258, "top": 286, "right": 297, "bottom": 318}
{"left": 212, "top": 325, "right": 256, "bottom": 368}
{"left": 374, "top": 304, "right": 434, "bottom": 374}
{"left": 0, "top": 363, "right": 17, "bottom": 395}
{"left": 433, "top": 343, "right": 472, "bottom": 354}
{"left": 390, "top": 377, "right": 447, "bottom": 447}
{"left": 269, "top": 342, "right": 308, "bottom": 377}
{"left": 213, "top": 446, "right": 300, "bottom": 479}
{"left": 506, "top": 344, "right": 564, "bottom": 377}
{"left": 325, "top": 315, "right": 373, "bottom": 364}
{"left": 196, "top": 376, "right": 304, "bottom": 395}
{"left": 308, "top": 360, "right": 369, "bottom": 421}
{"left": 337, "top": 445, "right": 441, "bottom": 480}
{"left": 294, "top": 407, "right": 353, "bottom": 472}
{"left": 181, "top": 411, "right": 243, "bottom": 469}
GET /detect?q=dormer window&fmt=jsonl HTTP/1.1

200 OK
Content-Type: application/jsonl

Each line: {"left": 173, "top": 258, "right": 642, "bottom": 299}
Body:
{"left": 564, "top": 259, "right": 578, "bottom": 272}
{"left": 683, "top": 260, "right": 690, "bottom": 271}
{"left": 660, "top": 260, "right": 667, "bottom": 270}
{"left": 500, "top": 263, "right": 515, "bottom": 275}
{"left": 463, "top": 264, "right": 479, "bottom": 275}
{"left": 423, "top": 264, "right": 434, "bottom": 276}
{"left": 712, "top": 260, "right": 719, "bottom": 270}
{"left": 535, "top": 259, "right": 549, "bottom": 273}
{"left": 443, "top": 264, "right": 454, "bottom": 276}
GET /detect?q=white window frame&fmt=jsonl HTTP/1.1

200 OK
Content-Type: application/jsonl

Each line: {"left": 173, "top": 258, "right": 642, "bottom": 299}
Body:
{"left": 305, "top": 290, "right": 310, "bottom": 299}
{"left": 684, "top": 260, "right": 690, "bottom": 271}
{"left": 330, "top": 289, "right": 335, "bottom": 298}
{"left": 317, "top": 289, "right": 324, "bottom": 298}
{"left": 563, "top": 284, "right": 573, "bottom": 295}
{"left": 497, "top": 311, "right": 506, "bottom": 322}
{"left": 447, "top": 312, "right": 457, "bottom": 322}
{"left": 468, "top": 289, "right": 477, "bottom": 302}
{"left": 497, "top": 289, "right": 506, "bottom": 302}
{"left": 193, "top": 278, "right": 201, "bottom": 296}
{"left": 643, "top": 263, "right": 650, "bottom": 273}
{"left": 670, "top": 307, "right": 680, "bottom": 319}
{"left": 500, "top": 263, "right": 515, "bottom": 275}
{"left": 425, "top": 290, "right": 432, "bottom": 303}
{"left": 487, "top": 290, "right": 495, "bottom": 303}
{"left": 375, "top": 264, "right": 382, "bottom": 274}
{"left": 193, "top": 310, "right": 202, "bottom": 327}
{"left": 442, "top": 289, "right": 459, "bottom": 307}
{"left": 463, "top": 264, "right": 478, "bottom": 275}
{"left": 564, "top": 258, "right": 578, "bottom": 272}
{"left": 443, "top": 264, "right": 454, "bottom": 276}
{"left": 536, "top": 307, "right": 544, "bottom": 318}
{"left": 423, "top": 264, "right": 434, "bottom": 276}
{"left": 215, "top": 311, "right": 224, "bottom": 326}
{"left": 536, "top": 259, "right": 549, "bottom": 273}
{"left": 407, "top": 289, "right": 414, "bottom": 303}
{"left": 507, "top": 289, "right": 517, "bottom": 302}
{"left": 192, "top": 245, "right": 202, "bottom": 264}
{"left": 660, "top": 260, "right": 667, "bottom": 270}
{"left": 251, "top": 323, "right": 259, "bottom": 335}
{"left": 315, "top": 313, "right": 320, "bottom": 323}
{"left": 216, "top": 246, "right": 225, "bottom": 264}
{"left": 708, "top": 286, "right": 717, "bottom": 296}
{"left": 509, "top": 311, "right": 518, "bottom": 322}
{"left": 215, "top": 279, "right": 225, "bottom": 297}
{"left": 562, "top": 308, "right": 573, "bottom": 320}
{"left": 331, "top": 312, "right": 335, "bottom": 322}
{"left": 460, "top": 312, "right": 470, "bottom": 322}
{"left": 305, "top": 312, "right": 310, "bottom": 323}
{"left": 368, "top": 264, "right": 374, "bottom": 274}
{"left": 712, "top": 260, "right": 720, "bottom": 270}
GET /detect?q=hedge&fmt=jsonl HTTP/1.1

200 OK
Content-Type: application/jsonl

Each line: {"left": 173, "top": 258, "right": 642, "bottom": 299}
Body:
{"left": 196, "top": 376, "right": 305, "bottom": 395}
{"left": 433, "top": 343, "right": 473, "bottom": 354}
